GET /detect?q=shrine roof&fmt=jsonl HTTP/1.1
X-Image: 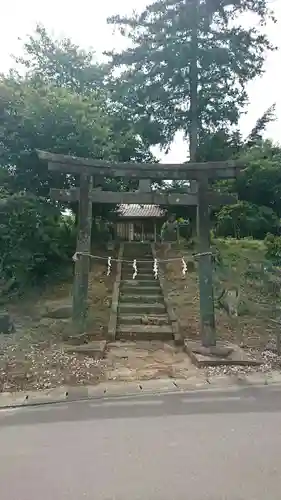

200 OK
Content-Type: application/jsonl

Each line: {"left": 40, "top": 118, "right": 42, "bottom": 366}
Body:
{"left": 117, "top": 204, "right": 165, "bottom": 218}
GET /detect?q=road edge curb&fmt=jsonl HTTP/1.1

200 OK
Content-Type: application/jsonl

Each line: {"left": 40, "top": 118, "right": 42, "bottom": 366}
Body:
{"left": 1, "top": 372, "right": 281, "bottom": 410}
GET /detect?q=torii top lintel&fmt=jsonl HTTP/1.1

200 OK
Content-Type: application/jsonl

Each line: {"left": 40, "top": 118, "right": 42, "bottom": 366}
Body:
{"left": 37, "top": 150, "right": 242, "bottom": 181}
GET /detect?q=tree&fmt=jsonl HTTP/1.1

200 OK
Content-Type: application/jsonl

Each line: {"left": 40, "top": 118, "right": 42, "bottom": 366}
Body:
{"left": 0, "top": 77, "right": 113, "bottom": 196}
{"left": 214, "top": 201, "right": 280, "bottom": 239}
{"left": 8, "top": 26, "right": 155, "bottom": 166}
{"left": 107, "top": 0, "right": 275, "bottom": 150}
{"left": 0, "top": 76, "right": 156, "bottom": 229}
{"left": 197, "top": 116, "right": 281, "bottom": 224}
{"left": 0, "top": 26, "right": 157, "bottom": 196}
{"left": 0, "top": 192, "right": 76, "bottom": 289}
{"left": 14, "top": 24, "right": 107, "bottom": 94}
{"left": 0, "top": 27, "right": 159, "bottom": 291}
{"left": 235, "top": 141, "right": 281, "bottom": 217}
{"left": 245, "top": 104, "right": 276, "bottom": 147}
{"left": 196, "top": 104, "right": 276, "bottom": 162}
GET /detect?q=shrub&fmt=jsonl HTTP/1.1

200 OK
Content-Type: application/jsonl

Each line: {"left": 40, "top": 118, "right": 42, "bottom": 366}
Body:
{"left": 178, "top": 218, "right": 192, "bottom": 240}
{"left": 214, "top": 201, "right": 280, "bottom": 240}
{"left": 264, "top": 234, "right": 281, "bottom": 264}
{"left": 0, "top": 193, "right": 76, "bottom": 289}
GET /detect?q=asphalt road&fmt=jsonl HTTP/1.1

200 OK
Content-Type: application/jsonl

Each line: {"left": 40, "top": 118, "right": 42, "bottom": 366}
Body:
{"left": 1, "top": 385, "right": 281, "bottom": 500}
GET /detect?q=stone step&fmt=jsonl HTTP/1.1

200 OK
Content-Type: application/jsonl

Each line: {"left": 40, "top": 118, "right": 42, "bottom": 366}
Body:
{"left": 121, "top": 276, "right": 159, "bottom": 287}
{"left": 121, "top": 279, "right": 160, "bottom": 287}
{"left": 122, "top": 265, "right": 153, "bottom": 270}
{"left": 118, "top": 314, "right": 170, "bottom": 325}
{"left": 64, "top": 341, "right": 107, "bottom": 359}
{"left": 119, "top": 293, "right": 163, "bottom": 304}
{"left": 122, "top": 259, "right": 154, "bottom": 271}
{"left": 121, "top": 273, "right": 155, "bottom": 280}
{"left": 122, "top": 271, "right": 154, "bottom": 276}
{"left": 120, "top": 285, "right": 162, "bottom": 295}
{"left": 116, "top": 324, "right": 173, "bottom": 341}
{"left": 118, "top": 302, "right": 166, "bottom": 314}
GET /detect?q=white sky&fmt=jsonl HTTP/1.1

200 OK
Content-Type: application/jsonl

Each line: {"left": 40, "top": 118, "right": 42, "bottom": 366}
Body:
{"left": 1, "top": 0, "right": 280, "bottom": 162}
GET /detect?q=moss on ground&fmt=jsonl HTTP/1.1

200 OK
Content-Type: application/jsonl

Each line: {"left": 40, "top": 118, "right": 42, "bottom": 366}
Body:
{"left": 156, "top": 238, "right": 280, "bottom": 349}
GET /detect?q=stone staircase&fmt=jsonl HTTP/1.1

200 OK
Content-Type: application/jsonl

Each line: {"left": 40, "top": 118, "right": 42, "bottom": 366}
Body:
{"left": 116, "top": 243, "right": 174, "bottom": 341}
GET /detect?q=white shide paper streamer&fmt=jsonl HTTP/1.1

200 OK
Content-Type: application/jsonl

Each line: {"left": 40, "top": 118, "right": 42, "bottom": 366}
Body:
{"left": 107, "top": 256, "right": 112, "bottom": 276}
{"left": 132, "top": 259, "right": 138, "bottom": 279}
{"left": 182, "top": 257, "right": 187, "bottom": 277}
{"left": 153, "top": 258, "right": 158, "bottom": 279}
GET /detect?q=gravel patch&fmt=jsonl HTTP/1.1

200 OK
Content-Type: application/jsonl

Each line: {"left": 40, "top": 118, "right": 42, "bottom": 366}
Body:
{"left": 0, "top": 315, "right": 106, "bottom": 393}
{"left": 206, "top": 348, "right": 281, "bottom": 378}
{"left": 0, "top": 341, "right": 106, "bottom": 392}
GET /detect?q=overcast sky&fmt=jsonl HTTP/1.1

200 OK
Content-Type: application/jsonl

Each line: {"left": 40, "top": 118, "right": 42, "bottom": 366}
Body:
{"left": 1, "top": 0, "right": 280, "bottom": 161}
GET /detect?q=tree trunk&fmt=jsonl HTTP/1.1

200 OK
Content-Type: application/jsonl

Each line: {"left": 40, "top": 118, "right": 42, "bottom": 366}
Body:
{"left": 189, "top": 0, "right": 199, "bottom": 224}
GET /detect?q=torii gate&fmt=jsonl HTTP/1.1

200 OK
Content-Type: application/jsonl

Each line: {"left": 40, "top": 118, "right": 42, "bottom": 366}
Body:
{"left": 37, "top": 150, "right": 240, "bottom": 347}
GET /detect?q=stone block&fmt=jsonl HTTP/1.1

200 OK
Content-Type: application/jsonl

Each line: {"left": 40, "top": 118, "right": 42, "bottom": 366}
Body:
{"left": 184, "top": 339, "right": 262, "bottom": 367}
{"left": 0, "top": 312, "right": 15, "bottom": 334}
{"left": 43, "top": 304, "right": 72, "bottom": 319}
{"left": 62, "top": 332, "right": 89, "bottom": 345}
{"left": 64, "top": 340, "right": 107, "bottom": 359}
{"left": 193, "top": 345, "right": 234, "bottom": 357}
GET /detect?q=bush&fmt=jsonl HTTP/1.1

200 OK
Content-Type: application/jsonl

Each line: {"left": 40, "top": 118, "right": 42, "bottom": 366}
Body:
{"left": 178, "top": 218, "right": 192, "bottom": 241}
{"left": 264, "top": 234, "right": 281, "bottom": 264}
{"left": 0, "top": 193, "right": 76, "bottom": 289}
{"left": 214, "top": 201, "right": 280, "bottom": 240}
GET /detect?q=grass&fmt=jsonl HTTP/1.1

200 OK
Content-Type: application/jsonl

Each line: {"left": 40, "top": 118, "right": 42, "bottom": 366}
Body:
{"left": 156, "top": 238, "right": 280, "bottom": 349}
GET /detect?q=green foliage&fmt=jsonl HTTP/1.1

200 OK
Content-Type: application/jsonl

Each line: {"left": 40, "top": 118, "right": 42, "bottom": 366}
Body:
{"left": 107, "top": 0, "right": 275, "bottom": 146}
{"left": 0, "top": 78, "right": 113, "bottom": 196}
{"left": 0, "top": 26, "right": 158, "bottom": 291}
{"left": 178, "top": 219, "right": 192, "bottom": 241}
{"left": 235, "top": 142, "right": 281, "bottom": 217}
{"left": 12, "top": 25, "right": 155, "bottom": 165}
{"left": 197, "top": 129, "right": 242, "bottom": 161}
{"left": 246, "top": 104, "right": 276, "bottom": 147}
{"left": 15, "top": 24, "right": 107, "bottom": 94}
{"left": 0, "top": 27, "right": 155, "bottom": 198}
{"left": 0, "top": 76, "right": 153, "bottom": 197}
{"left": 210, "top": 140, "right": 281, "bottom": 225}
{"left": 264, "top": 234, "right": 281, "bottom": 264}
{"left": 214, "top": 201, "right": 280, "bottom": 239}
{"left": 1, "top": 21, "right": 279, "bottom": 293}
{"left": 0, "top": 194, "right": 76, "bottom": 288}
{"left": 0, "top": 78, "right": 154, "bottom": 196}
{"left": 197, "top": 103, "right": 276, "bottom": 162}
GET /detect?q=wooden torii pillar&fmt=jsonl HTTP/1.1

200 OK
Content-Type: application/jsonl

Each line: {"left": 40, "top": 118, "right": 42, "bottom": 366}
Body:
{"left": 197, "top": 174, "right": 216, "bottom": 346}
{"left": 72, "top": 173, "right": 93, "bottom": 331}
{"left": 37, "top": 150, "right": 240, "bottom": 344}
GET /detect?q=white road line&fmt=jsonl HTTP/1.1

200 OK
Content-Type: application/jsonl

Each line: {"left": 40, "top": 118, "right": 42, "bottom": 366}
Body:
{"left": 181, "top": 396, "right": 246, "bottom": 404}
{"left": 20, "top": 404, "right": 69, "bottom": 413}
{"left": 89, "top": 399, "right": 164, "bottom": 408}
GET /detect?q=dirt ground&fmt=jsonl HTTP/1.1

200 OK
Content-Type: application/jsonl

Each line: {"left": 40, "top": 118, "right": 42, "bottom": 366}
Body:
{"left": 156, "top": 239, "right": 280, "bottom": 349}
{"left": 105, "top": 341, "right": 199, "bottom": 382}
{"left": 1, "top": 239, "right": 281, "bottom": 393}
{"left": 0, "top": 259, "right": 113, "bottom": 392}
